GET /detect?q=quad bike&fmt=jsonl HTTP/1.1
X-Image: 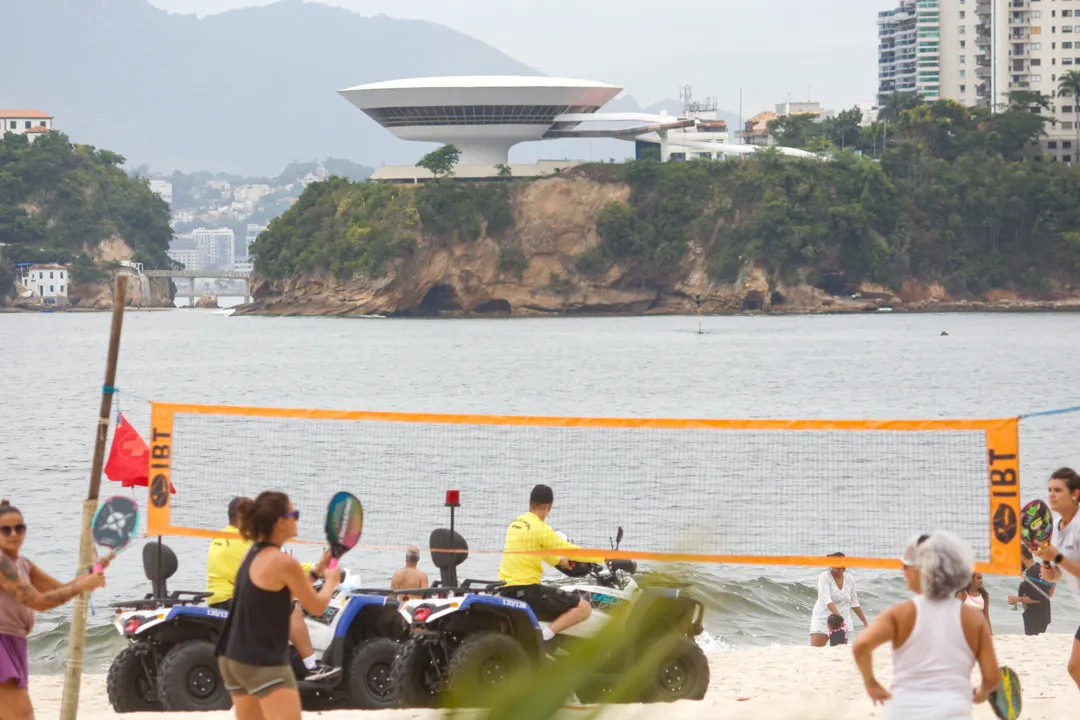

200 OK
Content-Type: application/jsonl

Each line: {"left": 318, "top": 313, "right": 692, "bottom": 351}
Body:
{"left": 387, "top": 526, "right": 710, "bottom": 708}
{"left": 106, "top": 540, "right": 409, "bottom": 712}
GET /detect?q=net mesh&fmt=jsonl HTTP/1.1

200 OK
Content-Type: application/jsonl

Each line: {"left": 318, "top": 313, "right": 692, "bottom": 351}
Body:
{"left": 148, "top": 404, "right": 1019, "bottom": 572}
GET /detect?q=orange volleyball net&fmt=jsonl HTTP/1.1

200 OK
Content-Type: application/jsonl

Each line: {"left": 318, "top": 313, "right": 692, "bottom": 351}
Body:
{"left": 144, "top": 402, "right": 1021, "bottom": 575}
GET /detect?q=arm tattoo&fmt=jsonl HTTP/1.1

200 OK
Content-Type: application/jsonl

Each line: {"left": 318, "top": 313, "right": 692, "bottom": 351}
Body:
{"left": 0, "top": 557, "right": 82, "bottom": 610}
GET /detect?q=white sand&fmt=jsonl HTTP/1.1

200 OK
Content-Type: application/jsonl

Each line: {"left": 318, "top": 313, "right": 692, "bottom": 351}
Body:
{"left": 32, "top": 634, "right": 1077, "bottom": 719}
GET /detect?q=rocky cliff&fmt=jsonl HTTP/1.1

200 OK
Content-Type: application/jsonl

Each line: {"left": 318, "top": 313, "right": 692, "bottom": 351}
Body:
{"left": 235, "top": 173, "right": 1080, "bottom": 318}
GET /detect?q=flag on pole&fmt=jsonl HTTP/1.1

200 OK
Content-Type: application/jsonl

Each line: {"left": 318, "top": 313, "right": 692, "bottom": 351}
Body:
{"left": 104, "top": 413, "right": 175, "bottom": 493}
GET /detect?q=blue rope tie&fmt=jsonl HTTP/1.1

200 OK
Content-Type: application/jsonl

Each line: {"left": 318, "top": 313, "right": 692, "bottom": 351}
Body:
{"left": 1019, "top": 405, "right": 1080, "bottom": 420}
{"left": 102, "top": 385, "right": 118, "bottom": 395}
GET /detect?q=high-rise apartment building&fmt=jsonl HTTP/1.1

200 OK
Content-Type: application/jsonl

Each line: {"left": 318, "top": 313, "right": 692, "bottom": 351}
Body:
{"left": 879, "top": 0, "right": 1079, "bottom": 163}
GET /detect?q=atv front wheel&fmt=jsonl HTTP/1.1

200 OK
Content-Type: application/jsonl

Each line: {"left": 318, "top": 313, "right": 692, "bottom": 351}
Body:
{"left": 644, "top": 637, "right": 709, "bottom": 702}
{"left": 390, "top": 636, "right": 442, "bottom": 708}
{"left": 157, "top": 640, "right": 232, "bottom": 711}
{"left": 107, "top": 644, "right": 162, "bottom": 712}
{"left": 447, "top": 631, "right": 531, "bottom": 707}
{"left": 345, "top": 637, "right": 400, "bottom": 708}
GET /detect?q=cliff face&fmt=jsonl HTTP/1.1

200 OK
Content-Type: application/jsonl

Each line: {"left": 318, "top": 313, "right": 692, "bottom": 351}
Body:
{"left": 235, "top": 176, "right": 1080, "bottom": 318}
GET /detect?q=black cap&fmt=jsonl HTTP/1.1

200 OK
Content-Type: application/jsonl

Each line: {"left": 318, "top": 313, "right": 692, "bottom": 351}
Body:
{"left": 227, "top": 497, "right": 243, "bottom": 521}
{"left": 529, "top": 484, "right": 554, "bottom": 506}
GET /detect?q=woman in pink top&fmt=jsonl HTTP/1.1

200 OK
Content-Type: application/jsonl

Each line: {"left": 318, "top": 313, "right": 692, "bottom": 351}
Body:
{"left": 852, "top": 531, "right": 1000, "bottom": 719}
{"left": 0, "top": 500, "right": 106, "bottom": 719}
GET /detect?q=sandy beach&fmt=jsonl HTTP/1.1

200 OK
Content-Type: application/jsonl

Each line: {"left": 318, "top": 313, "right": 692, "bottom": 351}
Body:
{"left": 31, "top": 634, "right": 1076, "bottom": 719}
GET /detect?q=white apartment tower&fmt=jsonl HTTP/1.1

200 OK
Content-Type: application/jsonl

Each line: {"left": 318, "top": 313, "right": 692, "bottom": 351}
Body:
{"left": 880, "top": 0, "right": 1080, "bottom": 162}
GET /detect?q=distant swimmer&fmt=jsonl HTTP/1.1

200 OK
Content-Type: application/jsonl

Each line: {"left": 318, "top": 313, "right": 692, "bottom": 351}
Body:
{"left": 207, "top": 497, "right": 339, "bottom": 681}
{"left": 214, "top": 492, "right": 340, "bottom": 720}
{"left": 809, "top": 552, "right": 869, "bottom": 647}
{"left": 941, "top": 331, "right": 949, "bottom": 336}
{"left": 852, "top": 532, "right": 1000, "bottom": 719}
{"left": 0, "top": 500, "right": 106, "bottom": 720}
{"left": 1032, "top": 467, "right": 1080, "bottom": 690}
{"left": 390, "top": 547, "right": 429, "bottom": 602}
{"left": 956, "top": 573, "right": 991, "bottom": 633}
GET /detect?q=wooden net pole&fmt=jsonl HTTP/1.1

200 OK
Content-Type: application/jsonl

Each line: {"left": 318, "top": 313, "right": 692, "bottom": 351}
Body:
{"left": 59, "top": 275, "right": 128, "bottom": 720}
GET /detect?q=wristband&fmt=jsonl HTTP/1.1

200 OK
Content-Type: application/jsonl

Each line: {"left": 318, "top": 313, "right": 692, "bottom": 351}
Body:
{"left": 1054, "top": 553, "right": 1064, "bottom": 565}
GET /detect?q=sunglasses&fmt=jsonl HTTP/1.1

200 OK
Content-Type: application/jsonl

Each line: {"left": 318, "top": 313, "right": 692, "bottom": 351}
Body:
{"left": 0, "top": 524, "right": 27, "bottom": 537}
{"left": 282, "top": 510, "right": 300, "bottom": 520}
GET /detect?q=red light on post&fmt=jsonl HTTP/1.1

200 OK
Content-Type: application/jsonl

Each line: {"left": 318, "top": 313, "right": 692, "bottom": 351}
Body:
{"left": 445, "top": 490, "right": 460, "bottom": 507}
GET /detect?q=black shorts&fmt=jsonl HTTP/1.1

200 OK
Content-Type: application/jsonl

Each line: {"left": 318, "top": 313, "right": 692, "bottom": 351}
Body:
{"left": 210, "top": 599, "right": 233, "bottom": 611}
{"left": 499, "top": 584, "right": 581, "bottom": 623}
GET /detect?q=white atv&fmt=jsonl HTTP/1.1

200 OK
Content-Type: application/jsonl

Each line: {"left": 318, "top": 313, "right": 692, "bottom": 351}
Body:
{"left": 388, "top": 527, "right": 710, "bottom": 707}
{"left": 106, "top": 541, "right": 409, "bottom": 712}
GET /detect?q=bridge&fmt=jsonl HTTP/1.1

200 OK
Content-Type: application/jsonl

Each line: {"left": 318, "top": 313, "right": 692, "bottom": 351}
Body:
{"left": 145, "top": 269, "right": 253, "bottom": 304}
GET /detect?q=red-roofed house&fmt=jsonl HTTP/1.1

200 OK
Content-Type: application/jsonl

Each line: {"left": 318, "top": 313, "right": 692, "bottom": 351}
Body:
{"left": 0, "top": 110, "right": 54, "bottom": 142}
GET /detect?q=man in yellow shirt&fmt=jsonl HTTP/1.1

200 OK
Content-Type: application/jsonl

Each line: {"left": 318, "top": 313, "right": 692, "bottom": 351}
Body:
{"left": 206, "top": 497, "right": 339, "bottom": 681}
{"left": 498, "top": 485, "right": 597, "bottom": 643}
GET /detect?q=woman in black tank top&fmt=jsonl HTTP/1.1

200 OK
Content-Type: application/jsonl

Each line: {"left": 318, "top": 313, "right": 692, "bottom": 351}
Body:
{"left": 214, "top": 492, "right": 340, "bottom": 719}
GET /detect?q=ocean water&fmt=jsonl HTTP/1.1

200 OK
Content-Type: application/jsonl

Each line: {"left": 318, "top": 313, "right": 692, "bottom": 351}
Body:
{"left": 2, "top": 309, "right": 1079, "bottom": 673}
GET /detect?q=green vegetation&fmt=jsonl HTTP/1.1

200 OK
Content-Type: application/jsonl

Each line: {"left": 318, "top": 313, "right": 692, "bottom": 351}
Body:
{"left": 254, "top": 174, "right": 517, "bottom": 281}
{"left": 498, "top": 246, "right": 528, "bottom": 279}
{"left": 592, "top": 97, "right": 1080, "bottom": 293}
{"left": 0, "top": 132, "right": 173, "bottom": 278}
{"left": 251, "top": 178, "right": 419, "bottom": 281}
{"left": 417, "top": 144, "right": 462, "bottom": 179}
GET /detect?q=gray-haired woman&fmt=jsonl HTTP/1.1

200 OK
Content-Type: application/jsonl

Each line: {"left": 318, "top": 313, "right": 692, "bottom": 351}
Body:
{"left": 852, "top": 531, "right": 1000, "bottom": 719}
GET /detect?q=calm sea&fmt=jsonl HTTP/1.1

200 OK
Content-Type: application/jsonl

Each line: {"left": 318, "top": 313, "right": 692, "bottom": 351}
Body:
{"left": 2, "top": 308, "right": 1079, "bottom": 672}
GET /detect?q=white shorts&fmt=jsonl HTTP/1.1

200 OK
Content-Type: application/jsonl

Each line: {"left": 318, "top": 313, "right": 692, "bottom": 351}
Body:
{"left": 883, "top": 691, "right": 972, "bottom": 720}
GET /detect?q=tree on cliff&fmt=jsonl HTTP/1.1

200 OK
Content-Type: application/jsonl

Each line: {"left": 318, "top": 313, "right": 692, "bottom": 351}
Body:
{"left": 1059, "top": 71, "right": 1080, "bottom": 161}
{"left": 417, "top": 145, "right": 462, "bottom": 179}
{"left": 0, "top": 132, "right": 173, "bottom": 279}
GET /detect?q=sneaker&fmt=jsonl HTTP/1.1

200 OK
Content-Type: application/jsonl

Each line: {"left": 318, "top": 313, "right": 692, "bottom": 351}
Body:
{"left": 305, "top": 664, "right": 341, "bottom": 682}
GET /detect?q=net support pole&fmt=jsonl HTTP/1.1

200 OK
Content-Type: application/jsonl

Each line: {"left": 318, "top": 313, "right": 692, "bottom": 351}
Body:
{"left": 60, "top": 275, "right": 128, "bottom": 720}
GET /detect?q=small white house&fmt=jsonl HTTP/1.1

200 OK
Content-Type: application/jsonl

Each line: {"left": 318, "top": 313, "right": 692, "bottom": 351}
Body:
{"left": 19, "top": 263, "right": 70, "bottom": 299}
{"left": 0, "top": 110, "right": 54, "bottom": 141}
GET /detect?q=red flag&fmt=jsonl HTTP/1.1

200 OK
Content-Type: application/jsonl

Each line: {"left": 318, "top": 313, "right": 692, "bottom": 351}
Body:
{"left": 105, "top": 413, "right": 175, "bottom": 493}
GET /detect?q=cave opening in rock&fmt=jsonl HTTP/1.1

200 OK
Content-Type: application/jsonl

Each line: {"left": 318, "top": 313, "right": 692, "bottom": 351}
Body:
{"left": 472, "top": 299, "right": 512, "bottom": 315}
{"left": 742, "top": 291, "right": 765, "bottom": 311}
{"left": 770, "top": 291, "right": 786, "bottom": 307}
{"left": 414, "top": 284, "right": 463, "bottom": 316}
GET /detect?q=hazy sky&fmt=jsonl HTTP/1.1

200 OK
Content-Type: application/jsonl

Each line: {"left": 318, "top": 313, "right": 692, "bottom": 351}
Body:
{"left": 147, "top": 0, "right": 896, "bottom": 116}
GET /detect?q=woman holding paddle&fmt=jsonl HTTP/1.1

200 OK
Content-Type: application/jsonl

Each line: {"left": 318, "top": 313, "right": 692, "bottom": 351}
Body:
{"left": 852, "top": 531, "right": 1000, "bottom": 719}
{"left": 1032, "top": 467, "right": 1080, "bottom": 690}
{"left": 0, "top": 500, "right": 106, "bottom": 720}
{"left": 214, "top": 491, "right": 341, "bottom": 720}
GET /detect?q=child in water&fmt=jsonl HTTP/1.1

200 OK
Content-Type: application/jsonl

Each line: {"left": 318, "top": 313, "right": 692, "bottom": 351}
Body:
{"left": 827, "top": 613, "right": 848, "bottom": 646}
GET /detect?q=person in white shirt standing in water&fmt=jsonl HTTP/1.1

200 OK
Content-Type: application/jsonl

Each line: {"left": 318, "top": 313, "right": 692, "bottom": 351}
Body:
{"left": 852, "top": 531, "right": 1000, "bottom": 719}
{"left": 809, "top": 552, "right": 869, "bottom": 647}
{"left": 1033, "top": 467, "right": 1080, "bottom": 690}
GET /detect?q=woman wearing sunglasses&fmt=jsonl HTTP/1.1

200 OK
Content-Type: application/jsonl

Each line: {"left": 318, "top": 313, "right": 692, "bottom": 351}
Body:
{"left": 0, "top": 500, "right": 106, "bottom": 718}
{"left": 214, "top": 491, "right": 340, "bottom": 720}
{"left": 852, "top": 531, "right": 1000, "bottom": 719}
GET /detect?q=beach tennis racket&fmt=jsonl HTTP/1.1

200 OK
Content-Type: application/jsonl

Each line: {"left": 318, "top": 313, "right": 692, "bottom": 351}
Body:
{"left": 325, "top": 492, "right": 363, "bottom": 570}
{"left": 91, "top": 495, "right": 139, "bottom": 572}
{"left": 1020, "top": 500, "right": 1053, "bottom": 549}
{"left": 988, "top": 665, "right": 1022, "bottom": 720}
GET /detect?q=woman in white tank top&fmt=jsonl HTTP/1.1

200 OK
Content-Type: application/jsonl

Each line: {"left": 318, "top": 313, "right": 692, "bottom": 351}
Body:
{"left": 852, "top": 531, "right": 1000, "bottom": 719}
{"left": 1032, "top": 467, "right": 1080, "bottom": 690}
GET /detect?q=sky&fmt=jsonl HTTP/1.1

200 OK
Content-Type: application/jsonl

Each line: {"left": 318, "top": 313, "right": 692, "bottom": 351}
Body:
{"left": 146, "top": 0, "right": 897, "bottom": 117}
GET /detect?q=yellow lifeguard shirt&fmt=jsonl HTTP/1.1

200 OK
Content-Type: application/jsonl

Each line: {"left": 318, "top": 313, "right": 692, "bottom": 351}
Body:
{"left": 498, "top": 512, "right": 599, "bottom": 586}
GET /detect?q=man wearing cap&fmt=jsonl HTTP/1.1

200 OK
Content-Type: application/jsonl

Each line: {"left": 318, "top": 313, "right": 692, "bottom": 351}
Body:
{"left": 497, "top": 484, "right": 599, "bottom": 645}
{"left": 206, "top": 497, "right": 339, "bottom": 681}
{"left": 391, "top": 547, "right": 429, "bottom": 601}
